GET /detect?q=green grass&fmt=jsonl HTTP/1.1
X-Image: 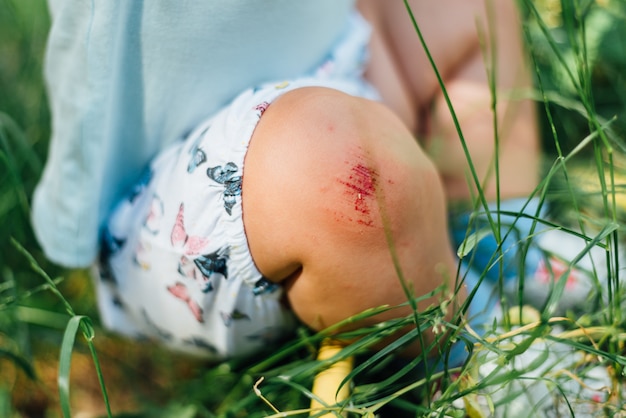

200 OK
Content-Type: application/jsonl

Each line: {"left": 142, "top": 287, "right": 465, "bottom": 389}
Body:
{"left": 3, "top": 0, "right": 626, "bottom": 417}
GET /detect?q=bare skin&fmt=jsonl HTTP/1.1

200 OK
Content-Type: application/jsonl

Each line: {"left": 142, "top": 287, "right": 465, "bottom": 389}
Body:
{"left": 243, "top": 87, "right": 459, "bottom": 348}
{"left": 242, "top": 1, "right": 539, "bottom": 355}
{"left": 359, "top": 0, "right": 540, "bottom": 202}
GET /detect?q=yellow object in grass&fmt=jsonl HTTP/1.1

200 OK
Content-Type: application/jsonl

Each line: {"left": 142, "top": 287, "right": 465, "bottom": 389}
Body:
{"left": 310, "top": 339, "right": 354, "bottom": 417}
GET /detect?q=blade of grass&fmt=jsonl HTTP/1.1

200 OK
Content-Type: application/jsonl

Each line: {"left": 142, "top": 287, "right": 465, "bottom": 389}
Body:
{"left": 58, "top": 315, "right": 83, "bottom": 418}
{"left": 11, "top": 238, "right": 113, "bottom": 417}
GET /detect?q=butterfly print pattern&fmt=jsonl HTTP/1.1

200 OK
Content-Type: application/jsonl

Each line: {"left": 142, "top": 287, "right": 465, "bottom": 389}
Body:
{"left": 143, "top": 195, "right": 163, "bottom": 234}
{"left": 206, "top": 162, "right": 242, "bottom": 215}
{"left": 177, "top": 247, "right": 230, "bottom": 293}
{"left": 171, "top": 203, "right": 209, "bottom": 255}
{"left": 182, "top": 336, "right": 219, "bottom": 354}
{"left": 254, "top": 101, "right": 270, "bottom": 117}
{"left": 220, "top": 309, "right": 251, "bottom": 327}
{"left": 187, "top": 146, "right": 207, "bottom": 173}
{"left": 167, "top": 282, "right": 204, "bottom": 323}
{"left": 252, "top": 278, "right": 279, "bottom": 296}
{"left": 99, "top": 228, "right": 125, "bottom": 284}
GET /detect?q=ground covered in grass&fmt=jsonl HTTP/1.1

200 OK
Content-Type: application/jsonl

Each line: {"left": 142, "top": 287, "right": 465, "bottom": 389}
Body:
{"left": 4, "top": 0, "right": 626, "bottom": 417}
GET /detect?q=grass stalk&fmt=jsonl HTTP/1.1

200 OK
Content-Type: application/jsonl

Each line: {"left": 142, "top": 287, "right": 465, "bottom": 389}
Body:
{"left": 10, "top": 238, "right": 113, "bottom": 418}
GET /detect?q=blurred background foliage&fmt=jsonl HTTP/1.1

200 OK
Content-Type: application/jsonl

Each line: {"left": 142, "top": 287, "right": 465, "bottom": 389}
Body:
{"left": 0, "top": 0, "right": 56, "bottom": 300}
{"left": 2, "top": 0, "right": 626, "bottom": 416}
{"left": 529, "top": 0, "right": 626, "bottom": 156}
{"left": 526, "top": 0, "right": 626, "bottom": 225}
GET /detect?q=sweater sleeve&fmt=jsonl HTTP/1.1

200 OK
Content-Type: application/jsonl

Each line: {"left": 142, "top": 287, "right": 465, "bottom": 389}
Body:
{"left": 33, "top": 0, "right": 355, "bottom": 267}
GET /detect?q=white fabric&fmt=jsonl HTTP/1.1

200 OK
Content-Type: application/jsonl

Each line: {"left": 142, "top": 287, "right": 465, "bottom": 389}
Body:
{"left": 95, "top": 14, "right": 379, "bottom": 359}
{"left": 34, "top": 0, "right": 355, "bottom": 267}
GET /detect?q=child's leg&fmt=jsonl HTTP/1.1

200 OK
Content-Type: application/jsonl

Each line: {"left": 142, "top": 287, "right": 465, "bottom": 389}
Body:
{"left": 358, "top": 1, "right": 544, "bottom": 361}
{"left": 359, "top": 0, "right": 540, "bottom": 202}
{"left": 242, "top": 86, "right": 462, "bottom": 355}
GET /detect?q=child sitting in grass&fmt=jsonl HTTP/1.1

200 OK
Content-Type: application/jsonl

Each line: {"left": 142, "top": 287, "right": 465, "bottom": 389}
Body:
{"left": 34, "top": 0, "right": 546, "bottom": 364}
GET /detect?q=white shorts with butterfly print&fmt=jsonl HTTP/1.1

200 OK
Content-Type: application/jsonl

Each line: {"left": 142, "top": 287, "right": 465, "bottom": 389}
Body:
{"left": 94, "top": 13, "right": 380, "bottom": 359}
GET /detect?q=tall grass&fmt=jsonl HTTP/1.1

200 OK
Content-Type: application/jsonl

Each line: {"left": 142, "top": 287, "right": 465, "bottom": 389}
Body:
{"left": 2, "top": 0, "right": 626, "bottom": 417}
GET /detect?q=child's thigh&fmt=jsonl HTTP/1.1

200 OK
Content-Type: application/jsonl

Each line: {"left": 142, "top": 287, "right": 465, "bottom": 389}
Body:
{"left": 360, "top": 0, "right": 529, "bottom": 116}
{"left": 361, "top": 0, "right": 539, "bottom": 201}
{"left": 360, "top": 0, "right": 486, "bottom": 107}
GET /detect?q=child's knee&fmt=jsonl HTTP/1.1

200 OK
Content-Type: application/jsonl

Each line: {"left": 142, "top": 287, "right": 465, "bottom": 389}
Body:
{"left": 243, "top": 86, "right": 439, "bottom": 275}
{"left": 243, "top": 86, "right": 459, "bottom": 335}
